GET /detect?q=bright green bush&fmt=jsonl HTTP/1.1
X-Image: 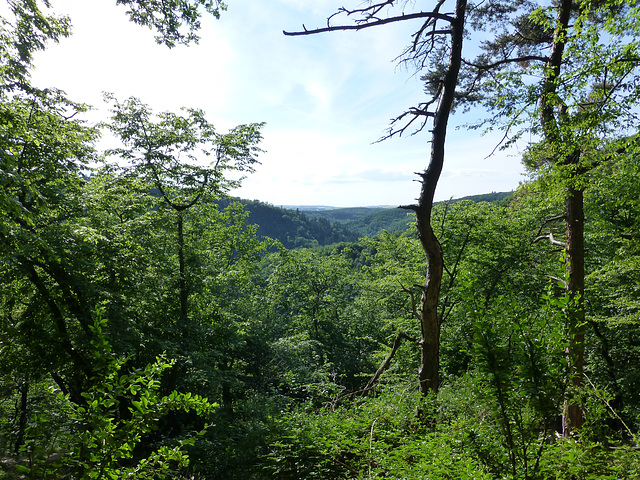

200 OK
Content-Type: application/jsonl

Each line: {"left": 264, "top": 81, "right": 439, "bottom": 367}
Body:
{"left": 260, "top": 385, "right": 493, "bottom": 480}
{"left": 15, "top": 318, "right": 216, "bottom": 480}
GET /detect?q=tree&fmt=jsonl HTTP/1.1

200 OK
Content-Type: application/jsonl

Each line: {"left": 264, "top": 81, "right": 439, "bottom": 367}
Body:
{"left": 105, "top": 95, "right": 264, "bottom": 324}
{"left": 0, "top": 89, "right": 100, "bottom": 404}
{"left": 584, "top": 150, "right": 640, "bottom": 431}
{"left": 1, "top": 0, "right": 226, "bottom": 76}
{"left": 0, "top": 0, "right": 260, "bottom": 473}
{"left": 0, "top": 0, "right": 71, "bottom": 93}
{"left": 16, "top": 319, "right": 216, "bottom": 480}
{"left": 265, "top": 248, "right": 371, "bottom": 395}
{"left": 466, "top": 0, "right": 640, "bottom": 435}
{"left": 285, "top": 0, "right": 471, "bottom": 397}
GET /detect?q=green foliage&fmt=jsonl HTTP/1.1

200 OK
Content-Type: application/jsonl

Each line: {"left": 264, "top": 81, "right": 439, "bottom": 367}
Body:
{"left": 104, "top": 95, "right": 264, "bottom": 203}
{"left": 583, "top": 151, "right": 640, "bottom": 428}
{"left": 302, "top": 192, "right": 514, "bottom": 237}
{"left": 16, "top": 315, "right": 216, "bottom": 480}
{"left": 115, "top": 0, "right": 227, "bottom": 47}
{"left": 471, "top": 0, "right": 640, "bottom": 185}
{"left": 307, "top": 207, "right": 414, "bottom": 237}
{"left": 0, "top": 0, "right": 72, "bottom": 92}
{"left": 261, "top": 386, "right": 494, "bottom": 480}
{"left": 216, "top": 199, "right": 360, "bottom": 248}
{"left": 216, "top": 193, "right": 515, "bottom": 249}
{"left": 537, "top": 437, "right": 640, "bottom": 479}
{"left": 0, "top": 0, "right": 226, "bottom": 94}
{"left": 3, "top": 1, "right": 640, "bottom": 477}
{"left": 265, "top": 248, "right": 378, "bottom": 394}
{"left": 4, "top": 155, "right": 640, "bottom": 478}
{"left": 464, "top": 289, "right": 567, "bottom": 477}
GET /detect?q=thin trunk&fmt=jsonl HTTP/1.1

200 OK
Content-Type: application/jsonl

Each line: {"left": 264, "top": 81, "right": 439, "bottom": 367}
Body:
{"left": 563, "top": 186, "right": 585, "bottom": 435}
{"left": 22, "top": 259, "right": 93, "bottom": 402}
{"left": 14, "top": 382, "right": 29, "bottom": 454}
{"left": 362, "top": 332, "right": 418, "bottom": 396}
{"left": 178, "top": 211, "right": 188, "bottom": 323}
{"left": 411, "top": 0, "right": 466, "bottom": 396}
{"left": 589, "top": 318, "right": 622, "bottom": 413}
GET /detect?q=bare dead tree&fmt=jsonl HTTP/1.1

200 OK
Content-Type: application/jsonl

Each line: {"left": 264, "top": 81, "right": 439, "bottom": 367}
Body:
{"left": 285, "top": 0, "right": 469, "bottom": 396}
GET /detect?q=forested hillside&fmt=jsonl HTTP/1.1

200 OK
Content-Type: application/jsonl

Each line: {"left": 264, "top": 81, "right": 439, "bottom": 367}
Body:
{"left": 3, "top": 2, "right": 640, "bottom": 480}
{"left": 218, "top": 191, "right": 513, "bottom": 246}
{"left": 215, "top": 198, "right": 361, "bottom": 248}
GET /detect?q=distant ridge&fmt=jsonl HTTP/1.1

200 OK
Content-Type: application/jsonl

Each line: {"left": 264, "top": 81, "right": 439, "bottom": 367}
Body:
{"left": 282, "top": 205, "right": 397, "bottom": 212}
{"left": 282, "top": 191, "right": 513, "bottom": 213}
{"left": 218, "top": 191, "right": 514, "bottom": 248}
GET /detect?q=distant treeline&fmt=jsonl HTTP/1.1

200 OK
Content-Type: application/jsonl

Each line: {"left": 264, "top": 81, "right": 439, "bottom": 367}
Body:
{"left": 216, "top": 191, "right": 513, "bottom": 248}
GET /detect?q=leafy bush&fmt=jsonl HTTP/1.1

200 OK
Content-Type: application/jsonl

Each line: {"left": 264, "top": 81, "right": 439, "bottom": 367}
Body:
{"left": 15, "top": 318, "right": 216, "bottom": 480}
{"left": 261, "top": 385, "right": 493, "bottom": 480}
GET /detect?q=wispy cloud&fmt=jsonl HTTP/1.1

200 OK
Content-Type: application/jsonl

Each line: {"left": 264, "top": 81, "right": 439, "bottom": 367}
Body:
{"left": 327, "top": 169, "right": 414, "bottom": 184}
{"left": 30, "top": 0, "right": 525, "bottom": 207}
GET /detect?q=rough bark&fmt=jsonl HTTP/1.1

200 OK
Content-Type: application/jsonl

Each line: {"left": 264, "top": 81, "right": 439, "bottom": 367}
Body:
{"left": 411, "top": 0, "right": 467, "bottom": 396}
{"left": 178, "top": 211, "right": 188, "bottom": 323}
{"left": 563, "top": 186, "right": 586, "bottom": 435}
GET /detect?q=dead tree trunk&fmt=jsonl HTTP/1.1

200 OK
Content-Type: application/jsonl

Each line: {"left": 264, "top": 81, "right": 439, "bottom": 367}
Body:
{"left": 362, "top": 332, "right": 418, "bottom": 396}
{"left": 404, "top": 0, "right": 467, "bottom": 396}
{"left": 285, "top": 0, "right": 468, "bottom": 397}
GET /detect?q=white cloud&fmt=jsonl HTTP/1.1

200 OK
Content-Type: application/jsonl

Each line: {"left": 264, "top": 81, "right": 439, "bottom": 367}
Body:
{"left": 28, "top": 0, "right": 525, "bottom": 207}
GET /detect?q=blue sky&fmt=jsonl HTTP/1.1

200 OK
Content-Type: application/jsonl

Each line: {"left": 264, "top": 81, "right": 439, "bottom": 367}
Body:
{"left": 31, "top": 0, "right": 526, "bottom": 207}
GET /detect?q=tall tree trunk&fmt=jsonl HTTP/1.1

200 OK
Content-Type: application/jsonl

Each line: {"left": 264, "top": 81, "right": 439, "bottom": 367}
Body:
{"left": 285, "top": 0, "right": 468, "bottom": 397}
{"left": 409, "top": 0, "right": 467, "bottom": 396}
{"left": 563, "top": 186, "right": 586, "bottom": 435}
{"left": 415, "top": 224, "right": 443, "bottom": 394}
{"left": 178, "top": 211, "right": 188, "bottom": 323}
{"left": 539, "top": 0, "right": 587, "bottom": 434}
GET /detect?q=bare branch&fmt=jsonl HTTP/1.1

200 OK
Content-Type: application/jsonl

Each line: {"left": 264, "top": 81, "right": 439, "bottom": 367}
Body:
{"left": 546, "top": 274, "right": 568, "bottom": 288}
{"left": 412, "top": 0, "right": 448, "bottom": 52}
{"left": 399, "top": 203, "right": 419, "bottom": 212}
{"left": 339, "top": 0, "right": 395, "bottom": 22}
{"left": 544, "top": 214, "right": 566, "bottom": 224}
{"left": 284, "top": 11, "right": 453, "bottom": 36}
{"left": 399, "top": 281, "right": 421, "bottom": 321}
{"left": 532, "top": 232, "right": 566, "bottom": 248}
{"left": 440, "top": 300, "right": 458, "bottom": 325}
{"left": 361, "top": 331, "right": 419, "bottom": 396}
{"left": 463, "top": 55, "right": 548, "bottom": 71}
{"left": 584, "top": 373, "right": 634, "bottom": 438}
{"left": 377, "top": 97, "right": 439, "bottom": 141}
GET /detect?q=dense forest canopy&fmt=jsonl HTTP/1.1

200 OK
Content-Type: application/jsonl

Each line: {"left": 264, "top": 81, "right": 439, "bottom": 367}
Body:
{"left": 2, "top": 1, "right": 640, "bottom": 479}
